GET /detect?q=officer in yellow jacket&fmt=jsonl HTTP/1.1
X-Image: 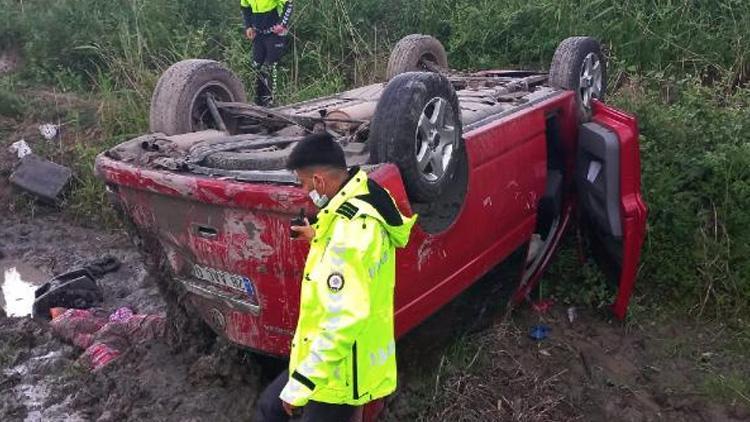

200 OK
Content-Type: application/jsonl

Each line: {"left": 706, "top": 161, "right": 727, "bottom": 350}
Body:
{"left": 240, "top": 0, "right": 293, "bottom": 106}
{"left": 254, "top": 133, "right": 416, "bottom": 421}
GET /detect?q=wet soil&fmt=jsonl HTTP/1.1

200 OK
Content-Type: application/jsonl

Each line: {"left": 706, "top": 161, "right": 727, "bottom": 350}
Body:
{"left": 0, "top": 213, "right": 262, "bottom": 422}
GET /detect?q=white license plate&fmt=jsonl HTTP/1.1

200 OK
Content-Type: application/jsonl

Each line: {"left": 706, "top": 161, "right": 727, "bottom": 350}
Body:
{"left": 192, "top": 265, "right": 247, "bottom": 291}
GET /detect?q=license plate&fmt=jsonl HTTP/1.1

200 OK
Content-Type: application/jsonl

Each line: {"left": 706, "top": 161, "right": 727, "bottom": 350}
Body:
{"left": 191, "top": 265, "right": 247, "bottom": 291}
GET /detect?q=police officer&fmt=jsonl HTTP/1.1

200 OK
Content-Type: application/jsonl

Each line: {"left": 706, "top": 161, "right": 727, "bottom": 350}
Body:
{"left": 254, "top": 133, "right": 416, "bottom": 421}
{"left": 240, "top": 0, "right": 293, "bottom": 106}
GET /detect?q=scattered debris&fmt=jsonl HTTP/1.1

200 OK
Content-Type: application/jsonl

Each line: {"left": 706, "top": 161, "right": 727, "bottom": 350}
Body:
{"left": 531, "top": 298, "right": 555, "bottom": 314}
{"left": 83, "top": 255, "right": 121, "bottom": 278}
{"left": 700, "top": 352, "right": 715, "bottom": 362}
{"left": 8, "top": 139, "right": 32, "bottom": 158}
{"left": 32, "top": 256, "right": 121, "bottom": 319}
{"left": 32, "top": 269, "right": 103, "bottom": 319}
{"left": 529, "top": 324, "right": 551, "bottom": 341}
{"left": 567, "top": 306, "right": 577, "bottom": 323}
{"left": 38, "top": 123, "right": 60, "bottom": 140}
{"left": 9, "top": 155, "right": 73, "bottom": 203}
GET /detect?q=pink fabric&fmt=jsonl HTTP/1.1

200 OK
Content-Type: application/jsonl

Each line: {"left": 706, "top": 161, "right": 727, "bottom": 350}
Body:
{"left": 50, "top": 307, "right": 166, "bottom": 371}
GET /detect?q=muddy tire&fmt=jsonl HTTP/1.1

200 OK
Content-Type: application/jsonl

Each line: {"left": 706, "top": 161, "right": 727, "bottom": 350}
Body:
{"left": 150, "top": 59, "right": 246, "bottom": 135}
{"left": 549, "top": 37, "right": 606, "bottom": 122}
{"left": 369, "top": 72, "right": 463, "bottom": 203}
{"left": 386, "top": 34, "right": 448, "bottom": 81}
{"left": 202, "top": 143, "right": 297, "bottom": 171}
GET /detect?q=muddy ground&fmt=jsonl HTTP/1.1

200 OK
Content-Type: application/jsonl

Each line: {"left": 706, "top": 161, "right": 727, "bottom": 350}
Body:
{"left": 1, "top": 212, "right": 749, "bottom": 422}
{"left": 0, "top": 212, "right": 265, "bottom": 421}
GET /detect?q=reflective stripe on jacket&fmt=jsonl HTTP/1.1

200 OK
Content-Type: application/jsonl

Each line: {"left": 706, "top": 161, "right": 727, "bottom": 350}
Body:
{"left": 279, "top": 168, "right": 417, "bottom": 407}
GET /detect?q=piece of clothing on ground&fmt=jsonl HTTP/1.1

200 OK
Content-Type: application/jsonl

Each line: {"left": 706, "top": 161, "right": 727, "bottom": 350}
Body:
{"left": 49, "top": 307, "right": 166, "bottom": 371}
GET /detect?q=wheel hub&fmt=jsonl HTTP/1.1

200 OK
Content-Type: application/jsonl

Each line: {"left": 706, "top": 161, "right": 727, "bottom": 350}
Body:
{"left": 579, "top": 52, "right": 603, "bottom": 110}
{"left": 414, "top": 97, "right": 456, "bottom": 182}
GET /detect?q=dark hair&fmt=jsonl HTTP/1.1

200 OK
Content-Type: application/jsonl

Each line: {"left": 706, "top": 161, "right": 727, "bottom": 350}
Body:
{"left": 286, "top": 132, "right": 347, "bottom": 170}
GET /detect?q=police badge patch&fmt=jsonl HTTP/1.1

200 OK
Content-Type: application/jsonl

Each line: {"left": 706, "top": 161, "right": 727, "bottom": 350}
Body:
{"left": 327, "top": 273, "right": 345, "bottom": 292}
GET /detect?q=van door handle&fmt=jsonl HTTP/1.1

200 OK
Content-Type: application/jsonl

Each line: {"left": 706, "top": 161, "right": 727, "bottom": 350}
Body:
{"left": 195, "top": 225, "right": 218, "bottom": 239}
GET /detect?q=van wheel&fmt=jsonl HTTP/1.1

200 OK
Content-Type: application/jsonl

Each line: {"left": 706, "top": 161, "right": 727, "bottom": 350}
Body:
{"left": 549, "top": 37, "right": 606, "bottom": 122}
{"left": 150, "top": 59, "right": 246, "bottom": 135}
{"left": 369, "top": 72, "right": 463, "bottom": 203}
{"left": 386, "top": 34, "right": 448, "bottom": 81}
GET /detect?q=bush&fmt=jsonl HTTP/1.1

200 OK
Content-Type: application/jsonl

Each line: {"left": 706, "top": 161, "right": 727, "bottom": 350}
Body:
{"left": 613, "top": 81, "right": 750, "bottom": 318}
{"left": 544, "top": 80, "right": 750, "bottom": 318}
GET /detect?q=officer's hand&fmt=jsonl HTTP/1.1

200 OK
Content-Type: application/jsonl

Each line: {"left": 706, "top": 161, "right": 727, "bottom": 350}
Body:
{"left": 271, "top": 24, "right": 288, "bottom": 36}
{"left": 291, "top": 218, "right": 315, "bottom": 242}
{"left": 281, "top": 400, "right": 297, "bottom": 416}
{"left": 245, "top": 27, "right": 256, "bottom": 40}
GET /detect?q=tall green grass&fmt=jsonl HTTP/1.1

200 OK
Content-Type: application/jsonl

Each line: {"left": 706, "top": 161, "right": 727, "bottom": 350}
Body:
{"left": 544, "top": 79, "right": 750, "bottom": 320}
{"left": 4, "top": 0, "right": 748, "bottom": 94}
{"left": 1, "top": 0, "right": 749, "bottom": 317}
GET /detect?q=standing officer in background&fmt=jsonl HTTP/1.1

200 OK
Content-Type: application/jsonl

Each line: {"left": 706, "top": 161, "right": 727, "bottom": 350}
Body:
{"left": 241, "top": 0, "right": 293, "bottom": 107}
{"left": 254, "top": 133, "right": 417, "bottom": 421}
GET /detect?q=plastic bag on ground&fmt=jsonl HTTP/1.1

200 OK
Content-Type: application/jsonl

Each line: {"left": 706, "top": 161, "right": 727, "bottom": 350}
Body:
{"left": 9, "top": 140, "right": 32, "bottom": 158}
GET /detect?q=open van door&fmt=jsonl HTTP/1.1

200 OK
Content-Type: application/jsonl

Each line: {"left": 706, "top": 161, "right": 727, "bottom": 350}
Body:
{"left": 576, "top": 100, "right": 648, "bottom": 319}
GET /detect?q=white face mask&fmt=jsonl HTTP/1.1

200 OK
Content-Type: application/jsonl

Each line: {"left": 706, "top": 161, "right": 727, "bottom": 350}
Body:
{"left": 309, "top": 189, "right": 329, "bottom": 208}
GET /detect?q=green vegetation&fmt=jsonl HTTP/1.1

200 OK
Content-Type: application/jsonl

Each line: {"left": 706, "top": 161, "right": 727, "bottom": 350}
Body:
{"left": 1, "top": 0, "right": 749, "bottom": 319}
{"left": 701, "top": 373, "right": 750, "bottom": 406}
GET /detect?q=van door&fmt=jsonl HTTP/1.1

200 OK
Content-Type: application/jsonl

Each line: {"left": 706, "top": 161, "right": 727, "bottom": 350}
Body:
{"left": 576, "top": 101, "right": 648, "bottom": 319}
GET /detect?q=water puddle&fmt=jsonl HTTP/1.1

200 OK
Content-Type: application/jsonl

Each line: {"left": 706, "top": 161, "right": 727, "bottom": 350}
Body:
{"left": 1, "top": 260, "right": 48, "bottom": 317}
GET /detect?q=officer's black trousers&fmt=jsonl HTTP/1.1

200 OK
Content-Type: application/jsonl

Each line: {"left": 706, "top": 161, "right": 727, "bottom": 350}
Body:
{"left": 254, "top": 369, "right": 357, "bottom": 422}
{"left": 252, "top": 33, "right": 287, "bottom": 107}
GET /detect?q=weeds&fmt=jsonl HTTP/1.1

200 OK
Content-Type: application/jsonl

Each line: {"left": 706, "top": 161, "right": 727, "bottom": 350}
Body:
{"left": 0, "top": 87, "right": 26, "bottom": 119}
{"left": 406, "top": 323, "right": 576, "bottom": 421}
{"left": 1, "top": 1, "right": 749, "bottom": 316}
{"left": 701, "top": 374, "right": 750, "bottom": 406}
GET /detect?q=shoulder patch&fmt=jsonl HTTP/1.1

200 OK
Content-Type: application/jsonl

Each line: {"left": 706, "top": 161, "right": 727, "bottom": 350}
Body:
{"left": 335, "top": 201, "right": 359, "bottom": 220}
{"left": 327, "top": 273, "right": 345, "bottom": 292}
{"left": 355, "top": 179, "right": 404, "bottom": 226}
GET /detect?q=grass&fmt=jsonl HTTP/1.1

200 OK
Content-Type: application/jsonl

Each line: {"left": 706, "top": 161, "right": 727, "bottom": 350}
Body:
{"left": 0, "top": 0, "right": 749, "bottom": 317}
{"left": 0, "top": 87, "right": 26, "bottom": 119}
{"left": 1, "top": 3, "right": 750, "bottom": 420}
{"left": 701, "top": 374, "right": 750, "bottom": 406}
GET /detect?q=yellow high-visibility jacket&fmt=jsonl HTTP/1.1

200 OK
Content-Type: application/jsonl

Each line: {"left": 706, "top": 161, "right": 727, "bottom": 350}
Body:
{"left": 280, "top": 169, "right": 417, "bottom": 407}
{"left": 239, "top": 0, "right": 287, "bottom": 14}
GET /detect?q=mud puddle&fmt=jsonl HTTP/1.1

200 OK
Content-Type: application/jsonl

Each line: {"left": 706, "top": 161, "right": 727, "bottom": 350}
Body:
{"left": 1, "top": 260, "right": 48, "bottom": 317}
{"left": 0, "top": 214, "right": 263, "bottom": 421}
